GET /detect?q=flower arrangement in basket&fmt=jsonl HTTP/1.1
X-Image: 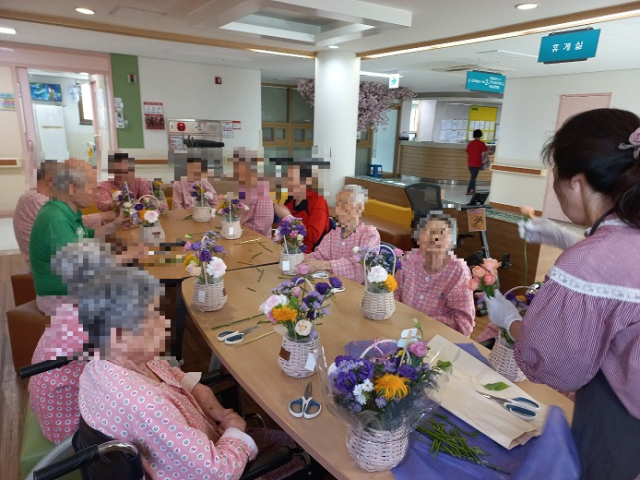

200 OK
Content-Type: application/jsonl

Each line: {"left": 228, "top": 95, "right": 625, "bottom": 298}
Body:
{"left": 191, "top": 182, "right": 216, "bottom": 222}
{"left": 354, "top": 246, "right": 402, "bottom": 320}
{"left": 259, "top": 274, "right": 342, "bottom": 378}
{"left": 316, "top": 322, "right": 441, "bottom": 472}
{"left": 111, "top": 183, "right": 135, "bottom": 219}
{"left": 133, "top": 195, "right": 164, "bottom": 245}
{"left": 151, "top": 179, "right": 169, "bottom": 214}
{"left": 273, "top": 216, "right": 307, "bottom": 274}
{"left": 184, "top": 231, "right": 228, "bottom": 311}
{"left": 217, "top": 196, "right": 249, "bottom": 239}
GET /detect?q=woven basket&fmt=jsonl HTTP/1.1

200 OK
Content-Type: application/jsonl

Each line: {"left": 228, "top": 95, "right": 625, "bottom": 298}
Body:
{"left": 193, "top": 206, "right": 212, "bottom": 223}
{"left": 488, "top": 339, "right": 526, "bottom": 382}
{"left": 361, "top": 290, "right": 396, "bottom": 320}
{"left": 278, "top": 334, "right": 321, "bottom": 378}
{"left": 192, "top": 279, "right": 227, "bottom": 312}
{"left": 346, "top": 422, "right": 409, "bottom": 472}
{"left": 220, "top": 219, "right": 242, "bottom": 239}
{"left": 139, "top": 224, "right": 165, "bottom": 246}
{"left": 280, "top": 251, "right": 304, "bottom": 275}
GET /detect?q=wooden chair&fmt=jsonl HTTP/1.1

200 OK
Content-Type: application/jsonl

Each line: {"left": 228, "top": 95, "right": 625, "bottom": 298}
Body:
{"left": 11, "top": 273, "right": 37, "bottom": 307}
{"left": 6, "top": 300, "right": 50, "bottom": 373}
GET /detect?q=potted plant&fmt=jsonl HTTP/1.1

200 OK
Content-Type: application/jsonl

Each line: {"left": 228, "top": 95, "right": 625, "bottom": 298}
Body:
{"left": 183, "top": 231, "right": 228, "bottom": 312}
{"left": 191, "top": 182, "right": 215, "bottom": 223}
{"left": 133, "top": 195, "right": 164, "bottom": 245}
{"left": 217, "top": 196, "right": 249, "bottom": 239}
{"left": 355, "top": 246, "right": 400, "bottom": 320}
{"left": 151, "top": 179, "right": 169, "bottom": 214}
{"left": 273, "top": 216, "right": 307, "bottom": 275}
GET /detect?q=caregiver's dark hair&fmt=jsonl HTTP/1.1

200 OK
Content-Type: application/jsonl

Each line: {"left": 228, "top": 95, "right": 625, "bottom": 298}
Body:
{"left": 542, "top": 108, "right": 640, "bottom": 229}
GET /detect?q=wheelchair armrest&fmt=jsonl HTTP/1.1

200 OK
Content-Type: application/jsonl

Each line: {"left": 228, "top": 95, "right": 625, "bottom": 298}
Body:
{"left": 240, "top": 446, "right": 293, "bottom": 480}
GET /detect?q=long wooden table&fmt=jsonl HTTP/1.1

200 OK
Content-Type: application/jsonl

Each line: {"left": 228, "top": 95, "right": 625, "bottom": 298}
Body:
{"left": 183, "top": 264, "right": 574, "bottom": 480}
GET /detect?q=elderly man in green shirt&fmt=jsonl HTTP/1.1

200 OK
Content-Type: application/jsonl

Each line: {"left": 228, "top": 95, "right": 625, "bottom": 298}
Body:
{"left": 30, "top": 159, "right": 129, "bottom": 314}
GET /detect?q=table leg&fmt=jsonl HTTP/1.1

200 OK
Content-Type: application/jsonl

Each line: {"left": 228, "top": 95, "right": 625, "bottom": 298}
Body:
{"left": 160, "top": 279, "right": 187, "bottom": 362}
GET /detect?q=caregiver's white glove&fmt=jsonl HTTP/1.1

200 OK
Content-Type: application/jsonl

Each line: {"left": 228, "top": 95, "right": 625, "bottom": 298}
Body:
{"left": 517, "top": 217, "right": 582, "bottom": 250}
{"left": 486, "top": 292, "right": 522, "bottom": 333}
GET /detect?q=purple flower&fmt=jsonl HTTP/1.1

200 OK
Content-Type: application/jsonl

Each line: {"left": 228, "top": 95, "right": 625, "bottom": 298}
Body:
{"left": 191, "top": 242, "right": 202, "bottom": 251}
{"left": 336, "top": 371, "right": 357, "bottom": 395}
{"left": 300, "top": 245, "right": 308, "bottom": 253}
{"left": 213, "top": 245, "right": 224, "bottom": 253}
{"left": 315, "top": 282, "right": 330, "bottom": 295}
{"left": 375, "top": 397, "right": 387, "bottom": 408}
{"left": 356, "top": 360, "right": 374, "bottom": 381}
{"left": 118, "top": 194, "right": 124, "bottom": 202}
{"left": 191, "top": 191, "right": 198, "bottom": 197}
{"left": 329, "top": 277, "right": 342, "bottom": 289}
{"left": 505, "top": 292, "right": 517, "bottom": 302}
{"left": 351, "top": 403, "right": 363, "bottom": 413}
{"left": 383, "top": 358, "right": 398, "bottom": 373}
{"left": 398, "top": 364, "right": 418, "bottom": 381}
{"left": 199, "top": 249, "right": 212, "bottom": 262}
{"left": 232, "top": 199, "right": 239, "bottom": 205}
{"left": 223, "top": 207, "right": 230, "bottom": 214}
{"left": 134, "top": 203, "right": 144, "bottom": 211}
{"left": 335, "top": 355, "right": 354, "bottom": 366}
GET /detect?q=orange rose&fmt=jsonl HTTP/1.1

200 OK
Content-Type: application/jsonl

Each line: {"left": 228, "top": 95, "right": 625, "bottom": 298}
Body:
{"left": 472, "top": 266, "right": 487, "bottom": 278}
{"left": 483, "top": 274, "right": 497, "bottom": 286}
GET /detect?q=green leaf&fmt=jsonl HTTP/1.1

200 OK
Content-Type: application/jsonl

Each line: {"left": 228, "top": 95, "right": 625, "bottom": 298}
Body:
{"left": 484, "top": 382, "right": 510, "bottom": 391}
{"left": 436, "top": 360, "right": 453, "bottom": 372}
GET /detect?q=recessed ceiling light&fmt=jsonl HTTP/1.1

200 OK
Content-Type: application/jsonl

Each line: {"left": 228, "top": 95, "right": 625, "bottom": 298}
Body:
{"left": 75, "top": 7, "right": 95, "bottom": 15}
{"left": 515, "top": 3, "right": 539, "bottom": 10}
{"left": 327, "top": 45, "right": 339, "bottom": 49}
{"left": 0, "top": 27, "right": 17, "bottom": 35}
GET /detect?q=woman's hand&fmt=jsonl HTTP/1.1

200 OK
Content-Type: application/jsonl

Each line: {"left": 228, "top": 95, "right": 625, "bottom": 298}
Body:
{"left": 219, "top": 410, "right": 247, "bottom": 432}
{"left": 300, "top": 258, "right": 331, "bottom": 273}
{"left": 518, "top": 217, "right": 582, "bottom": 250}
{"left": 485, "top": 292, "right": 522, "bottom": 339}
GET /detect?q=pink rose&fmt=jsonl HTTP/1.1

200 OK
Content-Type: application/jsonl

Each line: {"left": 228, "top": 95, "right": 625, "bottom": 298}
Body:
{"left": 520, "top": 205, "right": 536, "bottom": 219}
{"left": 629, "top": 127, "right": 640, "bottom": 146}
{"left": 483, "top": 274, "right": 496, "bottom": 286}
{"left": 408, "top": 341, "right": 427, "bottom": 358}
{"left": 482, "top": 258, "right": 500, "bottom": 274}
{"left": 297, "top": 264, "right": 310, "bottom": 275}
{"left": 292, "top": 286, "right": 302, "bottom": 297}
{"left": 472, "top": 266, "right": 486, "bottom": 278}
{"left": 468, "top": 278, "right": 480, "bottom": 291}
{"left": 184, "top": 241, "right": 192, "bottom": 251}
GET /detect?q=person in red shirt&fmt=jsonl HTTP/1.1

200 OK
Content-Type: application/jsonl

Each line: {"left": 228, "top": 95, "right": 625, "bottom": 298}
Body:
{"left": 273, "top": 161, "right": 330, "bottom": 252}
{"left": 465, "top": 129, "right": 488, "bottom": 195}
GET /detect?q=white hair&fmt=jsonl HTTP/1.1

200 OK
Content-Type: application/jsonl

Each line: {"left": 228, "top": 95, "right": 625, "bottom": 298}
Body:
{"left": 51, "top": 162, "right": 88, "bottom": 192}
{"left": 341, "top": 184, "right": 368, "bottom": 209}
{"left": 413, "top": 211, "right": 458, "bottom": 250}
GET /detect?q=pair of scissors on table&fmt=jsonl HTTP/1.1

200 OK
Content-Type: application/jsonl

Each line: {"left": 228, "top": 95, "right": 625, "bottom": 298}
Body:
{"left": 288, "top": 381, "right": 322, "bottom": 419}
{"left": 476, "top": 391, "right": 540, "bottom": 421}
{"left": 216, "top": 326, "right": 259, "bottom": 345}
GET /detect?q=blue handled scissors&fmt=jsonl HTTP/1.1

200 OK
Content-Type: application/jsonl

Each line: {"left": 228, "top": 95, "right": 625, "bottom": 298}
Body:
{"left": 289, "top": 381, "right": 321, "bottom": 419}
{"left": 216, "top": 326, "right": 258, "bottom": 345}
{"left": 476, "top": 391, "right": 540, "bottom": 421}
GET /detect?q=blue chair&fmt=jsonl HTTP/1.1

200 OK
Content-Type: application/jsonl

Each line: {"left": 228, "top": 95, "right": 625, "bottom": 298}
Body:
{"left": 368, "top": 164, "right": 383, "bottom": 178}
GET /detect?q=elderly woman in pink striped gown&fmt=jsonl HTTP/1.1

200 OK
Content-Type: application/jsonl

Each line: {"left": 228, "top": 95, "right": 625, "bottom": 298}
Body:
{"left": 299, "top": 185, "right": 380, "bottom": 284}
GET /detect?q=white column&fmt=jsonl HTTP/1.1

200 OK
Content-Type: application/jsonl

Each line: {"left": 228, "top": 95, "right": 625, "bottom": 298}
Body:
{"left": 313, "top": 51, "right": 361, "bottom": 203}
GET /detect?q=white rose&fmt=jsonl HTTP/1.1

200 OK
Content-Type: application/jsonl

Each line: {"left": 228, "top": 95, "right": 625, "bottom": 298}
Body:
{"left": 368, "top": 265, "right": 388, "bottom": 283}
{"left": 112, "top": 190, "right": 122, "bottom": 201}
{"left": 122, "top": 201, "right": 133, "bottom": 210}
{"left": 259, "top": 294, "right": 288, "bottom": 315}
{"left": 294, "top": 319, "right": 313, "bottom": 337}
{"left": 205, "top": 257, "right": 227, "bottom": 279}
{"left": 143, "top": 210, "right": 159, "bottom": 224}
{"left": 204, "top": 191, "right": 214, "bottom": 200}
{"left": 296, "top": 234, "right": 304, "bottom": 242}
{"left": 352, "top": 246, "right": 360, "bottom": 254}
{"left": 186, "top": 264, "right": 202, "bottom": 277}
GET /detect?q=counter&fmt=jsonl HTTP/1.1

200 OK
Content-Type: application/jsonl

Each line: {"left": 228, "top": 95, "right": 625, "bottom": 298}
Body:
{"left": 399, "top": 141, "right": 493, "bottom": 184}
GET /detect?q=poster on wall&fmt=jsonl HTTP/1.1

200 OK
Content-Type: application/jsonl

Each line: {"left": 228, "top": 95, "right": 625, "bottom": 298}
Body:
{"left": 233, "top": 121, "right": 242, "bottom": 130}
{"left": 143, "top": 101, "right": 165, "bottom": 130}
{"left": 0, "top": 92, "right": 15, "bottom": 111}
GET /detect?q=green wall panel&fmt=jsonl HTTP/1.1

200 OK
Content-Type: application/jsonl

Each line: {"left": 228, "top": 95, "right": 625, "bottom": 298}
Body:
{"left": 110, "top": 54, "right": 144, "bottom": 148}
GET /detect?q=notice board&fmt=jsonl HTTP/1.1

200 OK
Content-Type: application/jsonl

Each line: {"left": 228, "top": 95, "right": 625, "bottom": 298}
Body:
{"left": 542, "top": 93, "right": 612, "bottom": 222}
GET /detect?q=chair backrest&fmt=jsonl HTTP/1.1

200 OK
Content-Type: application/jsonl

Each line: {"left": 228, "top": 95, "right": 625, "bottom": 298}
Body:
{"left": 73, "top": 417, "right": 143, "bottom": 480}
{"left": 6, "top": 300, "right": 50, "bottom": 373}
{"left": 11, "top": 273, "right": 37, "bottom": 307}
{"left": 403, "top": 183, "right": 443, "bottom": 228}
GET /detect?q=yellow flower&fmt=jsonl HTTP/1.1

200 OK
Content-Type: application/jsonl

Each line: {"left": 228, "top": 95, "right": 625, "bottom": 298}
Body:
{"left": 183, "top": 253, "right": 197, "bottom": 266}
{"left": 272, "top": 305, "right": 298, "bottom": 323}
{"left": 374, "top": 374, "right": 409, "bottom": 400}
{"left": 384, "top": 274, "right": 398, "bottom": 292}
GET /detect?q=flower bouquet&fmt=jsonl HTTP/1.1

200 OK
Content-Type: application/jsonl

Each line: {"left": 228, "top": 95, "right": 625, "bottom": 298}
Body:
{"left": 259, "top": 275, "right": 342, "bottom": 378}
{"left": 151, "top": 179, "right": 169, "bottom": 214}
{"left": 191, "top": 182, "right": 215, "bottom": 223}
{"left": 273, "top": 216, "right": 307, "bottom": 275}
{"left": 316, "top": 325, "right": 441, "bottom": 471}
{"left": 111, "top": 183, "right": 135, "bottom": 220}
{"left": 184, "top": 231, "right": 228, "bottom": 311}
{"left": 354, "top": 246, "right": 401, "bottom": 321}
{"left": 217, "top": 196, "right": 249, "bottom": 239}
{"left": 133, "top": 195, "right": 165, "bottom": 245}
{"left": 468, "top": 258, "right": 526, "bottom": 382}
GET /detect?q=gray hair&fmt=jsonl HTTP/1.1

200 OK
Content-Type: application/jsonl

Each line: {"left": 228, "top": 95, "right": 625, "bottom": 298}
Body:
{"left": 341, "top": 184, "right": 368, "bottom": 209}
{"left": 52, "top": 240, "right": 161, "bottom": 351}
{"left": 413, "top": 211, "right": 458, "bottom": 250}
{"left": 51, "top": 161, "right": 88, "bottom": 192}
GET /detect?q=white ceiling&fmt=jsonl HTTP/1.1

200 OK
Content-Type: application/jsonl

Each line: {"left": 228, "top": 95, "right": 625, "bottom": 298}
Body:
{"left": 1, "top": 0, "right": 639, "bottom": 93}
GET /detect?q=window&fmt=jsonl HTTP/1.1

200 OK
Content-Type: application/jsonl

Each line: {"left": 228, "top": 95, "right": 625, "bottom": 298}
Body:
{"left": 78, "top": 82, "right": 93, "bottom": 125}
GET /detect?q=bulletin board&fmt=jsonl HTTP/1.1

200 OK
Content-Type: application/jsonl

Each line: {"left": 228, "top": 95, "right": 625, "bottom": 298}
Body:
{"left": 467, "top": 106, "right": 498, "bottom": 142}
{"left": 542, "top": 93, "right": 612, "bottom": 222}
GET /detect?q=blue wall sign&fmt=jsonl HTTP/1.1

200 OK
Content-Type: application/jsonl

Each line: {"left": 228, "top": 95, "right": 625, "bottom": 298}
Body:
{"left": 465, "top": 71, "right": 506, "bottom": 94}
{"left": 538, "top": 29, "right": 600, "bottom": 64}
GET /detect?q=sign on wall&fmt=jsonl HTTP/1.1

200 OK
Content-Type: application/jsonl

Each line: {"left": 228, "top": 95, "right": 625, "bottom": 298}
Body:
{"left": 143, "top": 101, "right": 164, "bottom": 130}
{"left": 466, "top": 71, "right": 506, "bottom": 94}
{"left": 538, "top": 29, "right": 600, "bottom": 64}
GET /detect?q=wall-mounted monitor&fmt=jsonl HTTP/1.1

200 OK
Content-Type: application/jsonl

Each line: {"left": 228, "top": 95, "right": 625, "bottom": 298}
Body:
{"left": 30, "top": 83, "right": 62, "bottom": 102}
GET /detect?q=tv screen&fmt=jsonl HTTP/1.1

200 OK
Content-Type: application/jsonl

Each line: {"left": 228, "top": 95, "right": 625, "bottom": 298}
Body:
{"left": 30, "top": 83, "right": 62, "bottom": 102}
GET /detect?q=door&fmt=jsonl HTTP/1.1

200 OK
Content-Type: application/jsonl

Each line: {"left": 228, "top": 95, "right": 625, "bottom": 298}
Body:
{"left": 34, "top": 104, "right": 69, "bottom": 161}
{"left": 89, "top": 74, "right": 112, "bottom": 173}
{"left": 371, "top": 109, "right": 399, "bottom": 175}
{"left": 15, "top": 67, "right": 39, "bottom": 188}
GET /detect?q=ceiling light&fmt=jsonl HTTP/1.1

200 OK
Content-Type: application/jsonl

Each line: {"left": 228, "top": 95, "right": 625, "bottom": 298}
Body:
{"left": 249, "top": 49, "right": 314, "bottom": 59}
{"left": 363, "top": 7, "right": 640, "bottom": 59}
{"left": 75, "top": 8, "right": 95, "bottom": 15}
{"left": 360, "top": 71, "right": 403, "bottom": 78}
{"left": 327, "top": 45, "right": 339, "bottom": 49}
{"left": 515, "top": 3, "right": 539, "bottom": 10}
{"left": 0, "top": 27, "right": 17, "bottom": 35}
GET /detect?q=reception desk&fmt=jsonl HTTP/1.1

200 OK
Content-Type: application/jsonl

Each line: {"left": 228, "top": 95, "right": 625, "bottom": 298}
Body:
{"left": 398, "top": 141, "right": 493, "bottom": 184}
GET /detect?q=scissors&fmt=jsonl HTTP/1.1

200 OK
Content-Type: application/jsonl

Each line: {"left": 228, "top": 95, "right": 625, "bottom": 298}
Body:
{"left": 288, "top": 381, "right": 322, "bottom": 419}
{"left": 476, "top": 391, "right": 540, "bottom": 421}
{"left": 216, "top": 326, "right": 259, "bottom": 345}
